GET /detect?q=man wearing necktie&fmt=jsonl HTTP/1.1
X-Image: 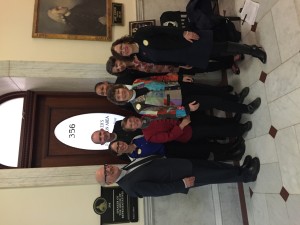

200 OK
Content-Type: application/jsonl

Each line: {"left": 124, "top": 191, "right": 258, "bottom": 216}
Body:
{"left": 95, "top": 155, "right": 260, "bottom": 198}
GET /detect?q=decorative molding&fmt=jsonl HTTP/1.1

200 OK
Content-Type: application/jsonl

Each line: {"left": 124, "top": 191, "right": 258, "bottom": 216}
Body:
{"left": 0, "top": 60, "right": 116, "bottom": 94}
{"left": 19, "top": 91, "right": 35, "bottom": 168}
{"left": 135, "top": 0, "right": 144, "bottom": 20}
{"left": 0, "top": 165, "right": 99, "bottom": 188}
{"left": 212, "top": 184, "right": 223, "bottom": 225}
{"left": 9, "top": 61, "right": 107, "bottom": 79}
{"left": 143, "top": 197, "right": 153, "bottom": 225}
{"left": 0, "top": 60, "right": 9, "bottom": 77}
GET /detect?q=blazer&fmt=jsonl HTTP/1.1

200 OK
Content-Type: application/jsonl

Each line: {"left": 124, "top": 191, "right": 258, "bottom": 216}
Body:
{"left": 117, "top": 157, "right": 243, "bottom": 197}
{"left": 133, "top": 26, "right": 213, "bottom": 69}
{"left": 117, "top": 158, "right": 193, "bottom": 197}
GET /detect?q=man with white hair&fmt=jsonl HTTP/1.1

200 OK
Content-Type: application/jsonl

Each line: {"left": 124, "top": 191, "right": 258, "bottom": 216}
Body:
{"left": 95, "top": 155, "right": 260, "bottom": 197}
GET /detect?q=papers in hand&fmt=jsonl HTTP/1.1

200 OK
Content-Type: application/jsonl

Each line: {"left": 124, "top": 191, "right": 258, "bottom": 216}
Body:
{"left": 240, "top": 0, "right": 260, "bottom": 26}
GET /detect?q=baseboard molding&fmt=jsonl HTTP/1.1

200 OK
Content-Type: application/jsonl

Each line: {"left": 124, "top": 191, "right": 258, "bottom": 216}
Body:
{"left": 143, "top": 197, "right": 153, "bottom": 225}
{"left": 212, "top": 184, "right": 223, "bottom": 225}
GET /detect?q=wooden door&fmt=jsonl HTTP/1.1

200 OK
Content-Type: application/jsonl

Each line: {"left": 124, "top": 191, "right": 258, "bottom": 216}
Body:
{"left": 27, "top": 92, "right": 134, "bottom": 168}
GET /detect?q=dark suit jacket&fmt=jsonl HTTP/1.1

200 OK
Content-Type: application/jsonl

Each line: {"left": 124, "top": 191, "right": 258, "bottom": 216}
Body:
{"left": 133, "top": 26, "right": 213, "bottom": 69}
{"left": 117, "top": 158, "right": 192, "bottom": 197}
{"left": 117, "top": 157, "right": 243, "bottom": 197}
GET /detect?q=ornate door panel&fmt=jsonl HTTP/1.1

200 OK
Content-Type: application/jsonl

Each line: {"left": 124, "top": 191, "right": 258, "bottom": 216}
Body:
{"left": 28, "top": 92, "right": 134, "bottom": 167}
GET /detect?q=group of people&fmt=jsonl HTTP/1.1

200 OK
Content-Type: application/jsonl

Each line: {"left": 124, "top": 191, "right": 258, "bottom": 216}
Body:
{"left": 92, "top": 11, "right": 267, "bottom": 198}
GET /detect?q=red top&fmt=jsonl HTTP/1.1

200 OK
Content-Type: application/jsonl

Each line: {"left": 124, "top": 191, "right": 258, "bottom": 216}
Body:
{"left": 142, "top": 119, "right": 192, "bottom": 143}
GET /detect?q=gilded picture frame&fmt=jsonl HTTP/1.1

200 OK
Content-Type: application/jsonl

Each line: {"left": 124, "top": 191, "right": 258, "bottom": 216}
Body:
{"left": 32, "top": 0, "right": 112, "bottom": 41}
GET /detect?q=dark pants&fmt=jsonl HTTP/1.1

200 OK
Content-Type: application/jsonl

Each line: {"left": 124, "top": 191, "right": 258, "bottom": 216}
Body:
{"left": 180, "top": 82, "right": 238, "bottom": 101}
{"left": 179, "top": 55, "right": 233, "bottom": 74}
{"left": 165, "top": 140, "right": 237, "bottom": 160}
{"left": 191, "top": 160, "right": 244, "bottom": 186}
{"left": 180, "top": 83, "right": 248, "bottom": 114}
{"left": 191, "top": 122, "right": 244, "bottom": 139}
{"left": 184, "top": 95, "right": 248, "bottom": 113}
{"left": 210, "top": 42, "right": 232, "bottom": 57}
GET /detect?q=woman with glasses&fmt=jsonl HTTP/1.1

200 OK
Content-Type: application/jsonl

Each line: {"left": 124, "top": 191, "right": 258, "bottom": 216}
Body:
{"left": 108, "top": 135, "right": 246, "bottom": 162}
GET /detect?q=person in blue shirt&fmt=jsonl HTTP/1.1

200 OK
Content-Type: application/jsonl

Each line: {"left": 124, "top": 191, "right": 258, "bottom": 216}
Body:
{"left": 108, "top": 135, "right": 246, "bottom": 161}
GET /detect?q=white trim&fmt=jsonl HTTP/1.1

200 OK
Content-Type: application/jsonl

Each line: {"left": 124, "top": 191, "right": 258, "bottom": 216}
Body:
{"left": 0, "top": 166, "right": 99, "bottom": 188}
{"left": 212, "top": 184, "right": 223, "bottom": 225}
{"left": 143, "top": 197, "right": 153, "bottom": 225}
{"left": 135, "top": 0, "right": 144, "bottom": 20}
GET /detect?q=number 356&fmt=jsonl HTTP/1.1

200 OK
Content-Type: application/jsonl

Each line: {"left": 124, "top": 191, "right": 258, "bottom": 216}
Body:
{"left": 69, "top": 124, "right": 75, "bottom": 138}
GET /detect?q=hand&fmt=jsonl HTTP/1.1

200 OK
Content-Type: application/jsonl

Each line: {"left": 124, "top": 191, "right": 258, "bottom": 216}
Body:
{"left": 183, "top": 176, "right": 195, "bottom": 188}
{"left": 179, "top": 65, "right": 192, "bottom": 69}
{"left": 98, "top": 16, "right": 106, "bottom": 25}
{"left": 179, "top": 115, "right": 191, "bottom": 129}
{"left": 188, "top": 101, "right": 200, "bottom": 112}
{"left": 183, "top": 31, "right": 199, "bottom": 43}
{"left": 182, "top": 75, "right": 193, "bottom": 83}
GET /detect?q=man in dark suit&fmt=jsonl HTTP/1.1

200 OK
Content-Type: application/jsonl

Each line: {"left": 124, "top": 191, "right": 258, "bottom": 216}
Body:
{"left": 96, "top": 155, "right": 260, "bottom": 198}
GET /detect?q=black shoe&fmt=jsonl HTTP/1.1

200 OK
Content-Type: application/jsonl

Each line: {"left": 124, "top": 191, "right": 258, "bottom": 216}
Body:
{"left": 233, "top": 113, "right": 242, "bottom": 122}
{"left": 251, "top": 45, "right": 267, "bottom": 64}
{"left": 238, "top": 87, "right": 250, "bottom": 103}
{"left": 241, "top": 155, "right": 252, "bottom": 169}
{"left": 247, "top": 97, "right": 261, "bottom": 114}
{"left": 242, "top": 121, "right": 252, "bottom": 134}
{"left": 243, "top": 157, "right": 260, "bottom": 182}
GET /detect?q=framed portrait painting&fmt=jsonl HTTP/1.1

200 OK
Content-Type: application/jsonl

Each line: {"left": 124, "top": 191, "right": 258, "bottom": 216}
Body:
{"left": 32, "top": 0, "right": 112, "bottom": 41}
{"left": 129, "top": 20, "right": 156, "bottom": 36}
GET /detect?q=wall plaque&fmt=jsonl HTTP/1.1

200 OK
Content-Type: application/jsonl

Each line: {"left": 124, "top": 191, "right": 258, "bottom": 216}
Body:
{"left": 94, "top": 186, "right": 138, "bottom": 224}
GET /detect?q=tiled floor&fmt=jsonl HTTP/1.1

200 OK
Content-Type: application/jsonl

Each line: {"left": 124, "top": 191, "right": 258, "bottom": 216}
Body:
{"left": 220, "top": 0, "right": 300, "bottom": 224}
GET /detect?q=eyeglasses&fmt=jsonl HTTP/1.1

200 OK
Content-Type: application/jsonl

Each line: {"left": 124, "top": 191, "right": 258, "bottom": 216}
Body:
{"left": 104, "top": 164, "right": 108, "bottom": 184}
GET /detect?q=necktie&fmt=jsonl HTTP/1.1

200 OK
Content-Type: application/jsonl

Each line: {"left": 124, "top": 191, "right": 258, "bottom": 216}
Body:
{"left": 122, "top": 155, "right": 162, "bottom": 171}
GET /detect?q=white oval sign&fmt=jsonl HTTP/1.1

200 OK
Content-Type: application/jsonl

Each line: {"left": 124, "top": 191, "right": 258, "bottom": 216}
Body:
{"left": 54, "top": 113, "right": 124, "bottom": 150}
